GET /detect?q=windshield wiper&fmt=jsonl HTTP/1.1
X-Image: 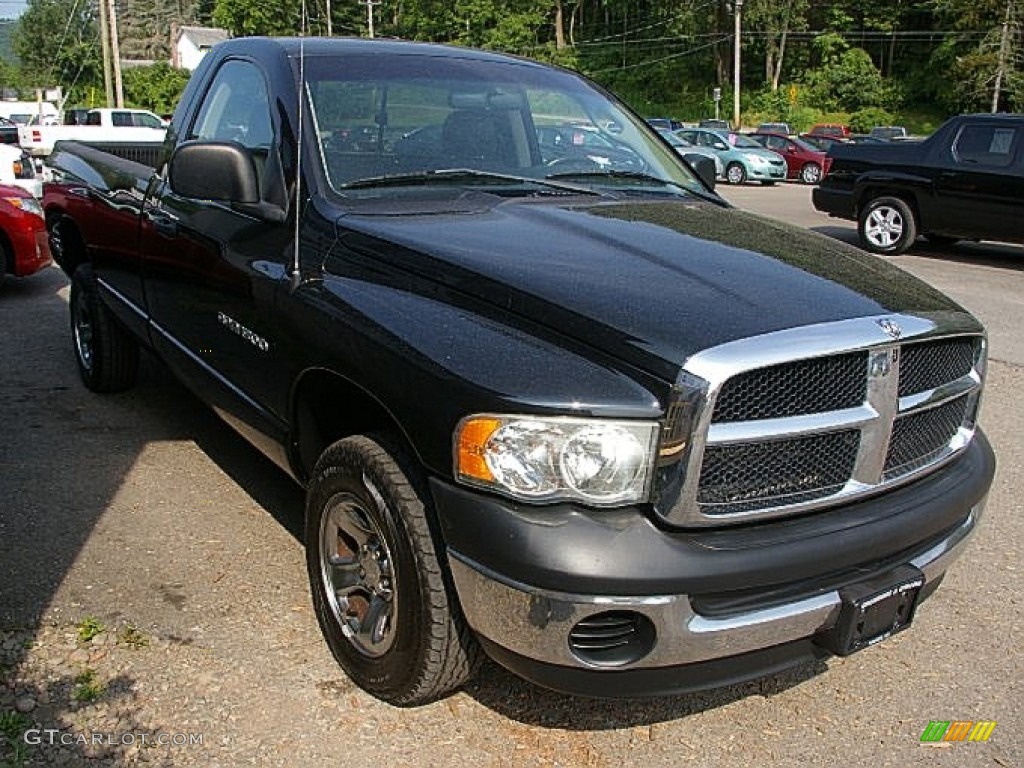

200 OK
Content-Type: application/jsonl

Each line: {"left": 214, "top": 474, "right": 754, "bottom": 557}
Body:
{"left": 340, "top": 168, "right": 600, "bottom": 195}
{"left": 544, "top": 169, "right": 688, "bottom": 193}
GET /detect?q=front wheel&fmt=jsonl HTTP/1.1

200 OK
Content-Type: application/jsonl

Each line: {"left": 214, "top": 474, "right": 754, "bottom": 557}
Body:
{"left": 306, "top": 434, "right": 479, "bottom": 706}
{"left": 69, "top": 264, "right": 139, "bottom": 392}
{"left": 858, "top": 196, "right": 918, "bottom": 255}
{"left": 800, "top": 162, "right": 822, "bottom": 184}
{"left": 725, "top": 162, "right": 747, "bottom": 185}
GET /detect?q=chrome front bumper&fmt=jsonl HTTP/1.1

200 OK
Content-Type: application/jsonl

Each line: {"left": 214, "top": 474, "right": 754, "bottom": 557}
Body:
{"left": 449, "top": 500, "right": 985, "bottom": 671}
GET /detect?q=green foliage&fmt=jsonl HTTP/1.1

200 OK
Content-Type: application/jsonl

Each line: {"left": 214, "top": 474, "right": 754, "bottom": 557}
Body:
{"left": 0, "top": 710, "right": 32, "bottom": 767}
{"left": 14, "top": 0, "right": 101, "bottom": 97}
{"left": 1, "top": 0, "right": 1019, "bottom": 128}
{"left": 116, "top": 623, "right": 150, "bottom": 649}
{"left": 802, "top": 46, "right": 901, "bottom": 112}
{"left": 75, "top": 616, "right": 104, "bottom": 644}
{"left": 123, "top": 63, "right": 191, "bottom": 114}
{"left": 72, "top": 668, "right": 104, "bottom": 703}
{"left": 848, "top": 106, "right": 895, "bottom": 133}
{"left": 212, "top": 0, "right": 300, "bottom": 36}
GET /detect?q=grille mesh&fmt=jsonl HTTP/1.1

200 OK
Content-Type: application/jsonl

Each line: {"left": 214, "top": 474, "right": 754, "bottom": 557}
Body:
{"left": 899, "top": 338, "right": 979, "bottom": 397}
{"left": 690, "top": 333, "right": 982, "bottom": 522}
{"left": 712, "top": 353, "right": 867, "bottom": 423}
{"left": 884, "top": 396, "right": 970, "bottom": 479}
{"left": 698, "top": 431, "right": 860, "bottom": 514}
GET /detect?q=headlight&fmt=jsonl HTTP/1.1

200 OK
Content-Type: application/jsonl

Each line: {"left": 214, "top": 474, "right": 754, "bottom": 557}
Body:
{"left": 3, "top": 196, "right": 42, "bottom": 217}
{"left": 747, "top": 154, "right": 768, "bottom": 165}
{"left": 455, "top": 415, "right": 659, "bottom": 506}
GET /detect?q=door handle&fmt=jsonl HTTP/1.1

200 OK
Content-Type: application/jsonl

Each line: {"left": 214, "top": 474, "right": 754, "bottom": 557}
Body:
{"left": 146, "top": 210, "right": 179, "bottom": 237}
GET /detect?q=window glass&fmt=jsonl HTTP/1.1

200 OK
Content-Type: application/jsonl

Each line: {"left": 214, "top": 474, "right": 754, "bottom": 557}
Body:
{"left": 190, "top": 60, "right": 273, "bottom": 149}
{"left": 954, "top": 124, "right": 1019, "bottom": 168}
{"left": 303, "top": 53, "right": 704, "bottom": 197}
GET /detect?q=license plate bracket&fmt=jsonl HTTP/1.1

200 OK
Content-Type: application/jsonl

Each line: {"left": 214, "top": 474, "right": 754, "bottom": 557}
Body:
{"left": 818, "top": 566, "right": 924, "bottom": 657}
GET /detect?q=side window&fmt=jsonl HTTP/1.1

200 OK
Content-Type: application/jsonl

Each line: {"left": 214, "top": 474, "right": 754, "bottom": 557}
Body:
{"left": 136, "top": 112, "right": 162, "bottom": 128}
{"left": 953, "top": 124, "right": 1020, "bottom": 168}
{"left": 111, "top": 112, "right": 133, "bottom": 127}
{"left": 190, "top": 60, "right": 273, "bottom": 150}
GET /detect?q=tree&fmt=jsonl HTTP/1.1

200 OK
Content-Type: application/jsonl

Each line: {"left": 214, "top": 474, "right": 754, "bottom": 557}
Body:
{"left": 122, "top": 61, "right": 191, "bottom": 113}
{"left": 746, "top": 0, "right": 809, "bottom": 91}
{"left": 212, "top": 0, "right": 300, "bottom": 36}
{"left": 802, "top": 35, "right": 900, "bottom": 112}
{"left": 14, "top": 0, "right": 102, "bottom": 100}
{"left": 933, "top": 0, "right": 1022, "bottom": 112}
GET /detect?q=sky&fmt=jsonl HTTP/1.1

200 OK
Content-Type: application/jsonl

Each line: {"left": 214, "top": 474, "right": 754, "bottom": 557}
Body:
{"left": 0, "top": 1, "right": 25, "bottom": 20}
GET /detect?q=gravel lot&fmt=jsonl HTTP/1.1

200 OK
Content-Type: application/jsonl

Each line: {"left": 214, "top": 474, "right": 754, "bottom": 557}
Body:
{"left": 1, "top": 183, "right": 1020, "bottom": 767}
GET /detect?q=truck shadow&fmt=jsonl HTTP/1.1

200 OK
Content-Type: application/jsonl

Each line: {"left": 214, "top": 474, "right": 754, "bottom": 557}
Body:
{"left": 0, "top": 267, "right": 304, "bottom": 765}
{"left": 462, "top": 656, "right": 827, "bottom": 729}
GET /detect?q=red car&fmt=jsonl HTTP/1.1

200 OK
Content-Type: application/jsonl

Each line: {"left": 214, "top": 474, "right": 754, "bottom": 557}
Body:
{"left": 0, "top": 184, "right": 51, "bottom": 283}
{"left": 748, "top": 132, "right": 832, "bottom": 184}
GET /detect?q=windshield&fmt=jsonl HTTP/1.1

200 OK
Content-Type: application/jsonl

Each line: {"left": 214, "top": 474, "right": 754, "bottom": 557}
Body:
{"left": 302, "top": 53, "right": 705, "bottom": 199}
{"left": 729, "top": 133, "right": 762, "bottom": 149}
{"left": 789, "top": 136, "right": 821, "bottom": 153}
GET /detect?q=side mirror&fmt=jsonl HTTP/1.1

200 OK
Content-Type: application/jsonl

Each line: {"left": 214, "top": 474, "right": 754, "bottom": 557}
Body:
{"left": 683, "top": 153, "right": 716, "bottom": 190}
{"left": 168, "top": 141, "right": 260, "bottom": 203}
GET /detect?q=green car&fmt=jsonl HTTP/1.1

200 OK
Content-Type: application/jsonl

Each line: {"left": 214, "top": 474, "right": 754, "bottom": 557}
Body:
{"left": 674, "top": 127, "right": 787, "bottom": 185}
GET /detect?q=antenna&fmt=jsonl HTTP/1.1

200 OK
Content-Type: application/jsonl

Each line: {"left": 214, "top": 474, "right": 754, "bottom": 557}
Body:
{"left": 291, "top": 0, "right": 308, "bottom": 286}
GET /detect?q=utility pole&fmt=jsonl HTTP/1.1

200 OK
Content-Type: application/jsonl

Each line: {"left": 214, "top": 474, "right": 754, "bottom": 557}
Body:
{"left": 108, "top": 0, "right": 124, "bottom": 107}
{"left": 733, "top": 0, "right": 743, "bottom": 129}
{"left": 362, "top": 0, "right": 380, "bottom": 38}
{"left": 326, "top": 0, "right": 332, "bottom": 36}
{"left": 98, "top": 0, "right": 114, "bottom": 107}
{"left": 992, "top": 0, "right": 1012, "bottom": 113}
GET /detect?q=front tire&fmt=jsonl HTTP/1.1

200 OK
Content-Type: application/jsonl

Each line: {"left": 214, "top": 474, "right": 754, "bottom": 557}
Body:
{"left": 858, "top": 196, "right": 918, "bottom": 255}
{"left": 69, "top": 264, "right": 139, "bottom": 392}
{"left": 306, "top": 434, "right": 478, "bottom": 706}
{"left": 725, "top": 162, "right": 747, "bottom": 185}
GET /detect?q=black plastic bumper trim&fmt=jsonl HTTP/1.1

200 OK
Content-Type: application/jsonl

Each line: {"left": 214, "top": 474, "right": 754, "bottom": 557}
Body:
{"left": 477, "top": 635, "right": 830, "bottom": 699}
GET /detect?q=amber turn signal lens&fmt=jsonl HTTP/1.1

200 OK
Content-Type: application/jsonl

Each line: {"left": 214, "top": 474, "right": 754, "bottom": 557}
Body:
{"left": 456, "top": 417, "right": 501, "bottom": 483}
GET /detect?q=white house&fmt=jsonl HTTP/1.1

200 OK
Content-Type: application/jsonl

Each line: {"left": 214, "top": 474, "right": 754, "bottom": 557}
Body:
{"left": 173, "top": 26, "right": 229, "bottom": 70}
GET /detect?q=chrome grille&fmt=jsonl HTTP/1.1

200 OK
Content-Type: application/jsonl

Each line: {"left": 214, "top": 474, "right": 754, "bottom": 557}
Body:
{"left": 660, "top": 315, "right": 986, "bottom": 527}
{"left": 884, "top": 395, "right": 970, "bottom": 479}
{"left": 712, "top": 353, "right": 867, "bottom": 422}
{"left": 898, "top": 338, "right": 979, "bottom": 397}
{"left": 699, "top": 431, "right": 860, "bottom": 514}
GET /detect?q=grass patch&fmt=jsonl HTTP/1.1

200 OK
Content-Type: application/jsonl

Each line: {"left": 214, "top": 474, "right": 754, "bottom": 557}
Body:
{"left": 76, "top": 617, "right": 105, "bottom": 645}
{"left": 72, "top": 668, "right": 104, "bottom": 703}
{"left": 0, "top": 709, "right": 32, "bottom": 767}
{"left": 117, "top": 624, "right": 149, "bottom": 649}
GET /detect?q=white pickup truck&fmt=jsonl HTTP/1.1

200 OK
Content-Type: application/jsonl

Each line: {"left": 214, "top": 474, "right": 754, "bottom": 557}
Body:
{"left": 18, "top": 108, "right": 166, "bottom": 157}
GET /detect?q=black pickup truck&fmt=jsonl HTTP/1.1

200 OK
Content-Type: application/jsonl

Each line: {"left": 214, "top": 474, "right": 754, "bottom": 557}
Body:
{"left": 814, "top": 113, "right": 1024, "bottom": 254}
{"left": 44, "top": 37, "right": 995, "bottom": 705}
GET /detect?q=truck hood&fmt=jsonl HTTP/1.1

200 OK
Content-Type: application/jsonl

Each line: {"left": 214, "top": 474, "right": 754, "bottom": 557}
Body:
{"left": 332, "top": 194, "right": 962, "bottom": 381}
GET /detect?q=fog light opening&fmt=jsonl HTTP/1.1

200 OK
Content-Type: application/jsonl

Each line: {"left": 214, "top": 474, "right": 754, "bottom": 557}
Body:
{"left": 568, "top": 610, "right": 655, "bottom": 667}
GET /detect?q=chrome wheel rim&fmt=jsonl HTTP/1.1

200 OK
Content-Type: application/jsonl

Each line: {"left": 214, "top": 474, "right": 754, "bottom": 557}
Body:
{"left": 319, "top": 487, "right": 397, "bottom": 657}
{"left": 72, "top": 289, "right": 94, "bottom": 372}
{"left": 865, "top": 206, "right": 904, "bottom": 249}
{"left": 802, "top": 164, "right": 821, "bottom": 184}
{"left": 726, "top": 165, "right": 744, "bottom": 184}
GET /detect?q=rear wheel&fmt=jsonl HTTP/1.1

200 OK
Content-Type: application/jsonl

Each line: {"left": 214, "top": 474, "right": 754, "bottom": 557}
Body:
{"left": 69, "top": 264, "right": 139, "bottom": 392}
{"left": 306, "top": 434, "right": 479, "bottom": 706}
{"left": 800, "top": 162, "right": 822, "bottom": 184}
{"left": 858, "top": 196, "right": 918, "bottom": 255}
{"left": 725, "top": 162, "right": 746, "bottom": 185}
